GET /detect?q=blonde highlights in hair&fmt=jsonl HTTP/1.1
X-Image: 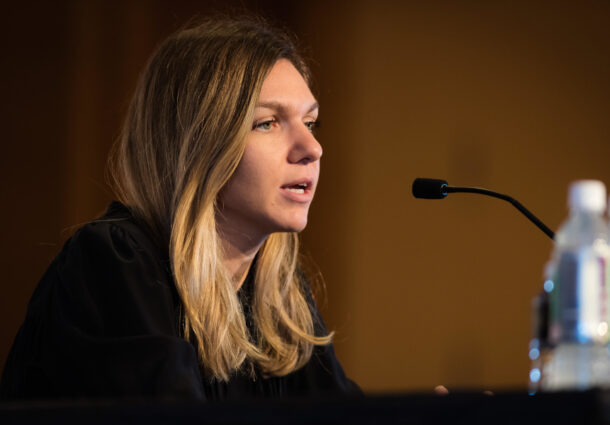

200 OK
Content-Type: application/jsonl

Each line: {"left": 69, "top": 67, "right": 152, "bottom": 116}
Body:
{"left": 108, "top": 17, "right": 331, "bottom": 381}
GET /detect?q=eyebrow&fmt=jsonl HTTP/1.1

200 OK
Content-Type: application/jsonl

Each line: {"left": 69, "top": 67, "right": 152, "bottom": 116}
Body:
{"left": 255, "top": 100, "right": 319, "bottom": 114}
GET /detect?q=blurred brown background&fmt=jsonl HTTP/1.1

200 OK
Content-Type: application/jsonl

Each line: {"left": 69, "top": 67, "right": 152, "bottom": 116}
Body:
{"left": 2, "top": 0, "right": 610, "bottom": 393}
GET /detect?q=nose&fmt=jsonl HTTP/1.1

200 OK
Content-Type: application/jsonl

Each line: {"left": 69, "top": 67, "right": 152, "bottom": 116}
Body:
{"left": 287, "top": 123, "right": 323, "bottom": 165}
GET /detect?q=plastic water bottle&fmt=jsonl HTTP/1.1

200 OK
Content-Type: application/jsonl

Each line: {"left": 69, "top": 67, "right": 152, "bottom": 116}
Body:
{"left": 539, "top": 180, "right": 610, "bottom": 391}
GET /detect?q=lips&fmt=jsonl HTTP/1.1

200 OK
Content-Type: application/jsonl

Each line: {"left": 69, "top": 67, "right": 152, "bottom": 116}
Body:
{"left": 280, "top": 179, "right": 314, "bottom": 202}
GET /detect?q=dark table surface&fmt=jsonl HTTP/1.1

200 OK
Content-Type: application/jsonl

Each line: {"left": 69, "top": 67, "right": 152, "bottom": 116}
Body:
{"left": 1, "top": 390, "right": 608, "bottom": 424}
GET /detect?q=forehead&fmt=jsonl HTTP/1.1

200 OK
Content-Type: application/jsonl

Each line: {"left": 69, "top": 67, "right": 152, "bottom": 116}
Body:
{"left": 257, "top": 59, "right": 317, "bottom": 107}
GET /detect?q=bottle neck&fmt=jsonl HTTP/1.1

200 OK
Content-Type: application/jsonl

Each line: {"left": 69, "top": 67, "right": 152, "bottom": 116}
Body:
{"left": 557, "top": 207, "right": 609, "bottom": 247}
{"left": 568, "top": 207, "right": 605, "bottom": 217}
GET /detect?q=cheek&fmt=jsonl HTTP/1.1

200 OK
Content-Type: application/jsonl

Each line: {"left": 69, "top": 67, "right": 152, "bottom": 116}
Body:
{"left": 226, "top": 147, "right": 277, "bottom": 201}
{"left": 236, "top": 154, "right": 268, "bottom": 189}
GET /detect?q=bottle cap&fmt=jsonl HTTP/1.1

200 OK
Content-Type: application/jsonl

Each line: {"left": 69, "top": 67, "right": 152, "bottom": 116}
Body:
{"left": 568, "top": 180, "right": 607, "bottom": 212}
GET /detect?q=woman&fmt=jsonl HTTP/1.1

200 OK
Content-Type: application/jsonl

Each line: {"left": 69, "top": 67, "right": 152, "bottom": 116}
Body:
{"left": 1, "top": 16, "right": 359, "bottom": 400}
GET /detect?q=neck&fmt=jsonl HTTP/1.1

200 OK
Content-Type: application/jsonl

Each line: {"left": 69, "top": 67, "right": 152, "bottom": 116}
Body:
{"left": 217, "top": 221, "right": 267, "bottom": 290}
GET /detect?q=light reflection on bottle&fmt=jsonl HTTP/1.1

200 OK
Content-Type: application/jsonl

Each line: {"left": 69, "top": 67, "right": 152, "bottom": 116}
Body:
{"left": 530, "top": 368, "right": 541, "bottom": 383}
{"left": 529, "top": 347, "right": 540, "bottom": 361}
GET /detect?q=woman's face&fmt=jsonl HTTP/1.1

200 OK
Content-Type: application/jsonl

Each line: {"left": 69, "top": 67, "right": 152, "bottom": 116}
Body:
{"left": 218, "top": 59, "right": 322, "bottom": 243}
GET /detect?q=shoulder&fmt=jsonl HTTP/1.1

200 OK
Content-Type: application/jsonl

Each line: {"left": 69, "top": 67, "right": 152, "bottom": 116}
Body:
{"left": 67, "top": 202, "right": 163, "bottom": 261}
{"left": 48, "top": 203, "right": 178, "bottom": 334}
{"left": 60, "top": 202, "right": 170, "bottom": 280}
{"left": 2, "top": 205, "right": 202, "bottom": 399}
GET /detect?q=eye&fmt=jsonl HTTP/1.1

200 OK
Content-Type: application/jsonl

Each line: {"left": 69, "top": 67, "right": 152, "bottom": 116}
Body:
{"left": 304, "top": 120, "right": 319, "bottom": 133}
{"left": 253, "top": 119, "right": 276, "bottom": 131}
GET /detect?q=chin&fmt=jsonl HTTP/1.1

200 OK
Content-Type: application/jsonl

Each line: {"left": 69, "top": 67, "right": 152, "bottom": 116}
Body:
{"left": 292, "top": 222, "right": 308, "bottom": 233}
{"left": 276, "top": 216, "right": 308, "bottom": 233}
{"left": 280, "top": 222, "right": 307, "bottom": 234}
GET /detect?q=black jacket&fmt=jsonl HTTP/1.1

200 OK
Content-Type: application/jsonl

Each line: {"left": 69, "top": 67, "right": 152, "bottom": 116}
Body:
{"left": 1, "top": 202, "right": 359, "bottom": 401}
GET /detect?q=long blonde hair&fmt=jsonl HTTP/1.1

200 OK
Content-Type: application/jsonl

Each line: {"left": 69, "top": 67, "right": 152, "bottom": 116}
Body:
{"left": 108, "top": 17, "right": 332, "bottom": 381}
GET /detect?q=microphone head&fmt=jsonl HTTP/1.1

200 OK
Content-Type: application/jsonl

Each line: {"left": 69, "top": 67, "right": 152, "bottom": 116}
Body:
{"left": 412, "top": 178, "right": 449, "bottom": 199}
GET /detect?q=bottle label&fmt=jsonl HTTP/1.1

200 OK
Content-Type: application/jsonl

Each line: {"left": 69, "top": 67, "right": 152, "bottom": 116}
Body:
{"left": 550, "top": 244, "right": 610, "bottom": 344}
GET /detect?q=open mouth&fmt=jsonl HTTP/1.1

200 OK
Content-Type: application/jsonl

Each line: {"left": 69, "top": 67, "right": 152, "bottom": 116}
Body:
{"left": 283, "top": 182, "right": 309, "bottom": 194}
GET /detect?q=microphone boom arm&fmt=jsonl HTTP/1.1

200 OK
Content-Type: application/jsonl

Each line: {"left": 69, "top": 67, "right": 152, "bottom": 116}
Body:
{"left": 446, "top": 185, "right": 555, "bottom": 240}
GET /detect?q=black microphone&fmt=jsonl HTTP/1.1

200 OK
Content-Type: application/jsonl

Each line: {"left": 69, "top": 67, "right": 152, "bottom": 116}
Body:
{"left": 412, "top": 177, "right": 555, "bottom": 240}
